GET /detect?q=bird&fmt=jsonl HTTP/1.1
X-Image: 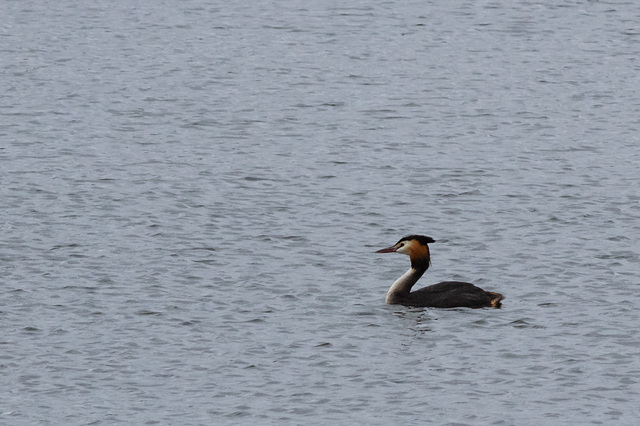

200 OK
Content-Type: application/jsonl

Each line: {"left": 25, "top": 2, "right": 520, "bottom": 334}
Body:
{"left": 375, "top": 235, "right": 503, "bottom": 308}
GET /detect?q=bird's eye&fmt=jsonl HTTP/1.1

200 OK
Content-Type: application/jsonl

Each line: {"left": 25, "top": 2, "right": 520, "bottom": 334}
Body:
{"left": 398, "top": 243, "right": 404, "bottom": 248}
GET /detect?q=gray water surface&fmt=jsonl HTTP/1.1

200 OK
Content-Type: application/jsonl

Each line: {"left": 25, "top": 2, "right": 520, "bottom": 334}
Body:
{"left": 2, "top": 1, "right": 640, "bottom": 424}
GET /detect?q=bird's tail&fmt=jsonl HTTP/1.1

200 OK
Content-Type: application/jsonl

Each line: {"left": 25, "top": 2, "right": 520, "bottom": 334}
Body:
{"left": 487, "top": 292, "right": 504, "bottom": 309}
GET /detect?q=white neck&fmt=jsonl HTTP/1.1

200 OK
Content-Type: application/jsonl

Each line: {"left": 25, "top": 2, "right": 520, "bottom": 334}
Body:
{"left": 385, "top": 267, "right": 423, "bottom": 304}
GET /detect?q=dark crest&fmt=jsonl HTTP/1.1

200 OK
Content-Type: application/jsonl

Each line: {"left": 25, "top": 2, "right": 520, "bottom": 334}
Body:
{"left": 398, "top": 235, "right": 436, "bottom": 246}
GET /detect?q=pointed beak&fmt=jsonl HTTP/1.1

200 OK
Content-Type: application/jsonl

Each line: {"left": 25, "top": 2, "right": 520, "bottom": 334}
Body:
{"left": 375, "top": 245, "right": 397, "bottom": 253}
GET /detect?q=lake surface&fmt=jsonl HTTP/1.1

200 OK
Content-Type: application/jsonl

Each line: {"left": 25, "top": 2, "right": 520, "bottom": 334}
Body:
{"left": 2, "top": 0, "right": 640, "bottom": 424}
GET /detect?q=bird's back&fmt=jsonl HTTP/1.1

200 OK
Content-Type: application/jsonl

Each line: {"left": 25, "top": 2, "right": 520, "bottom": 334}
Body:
{"left": 405, "top": 281, "right": 503, "bottom": 308}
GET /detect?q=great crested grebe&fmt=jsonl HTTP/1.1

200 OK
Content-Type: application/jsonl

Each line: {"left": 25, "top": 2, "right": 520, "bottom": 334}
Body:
{"left": 376, "top": 235, "right": 503, "bottom": 308}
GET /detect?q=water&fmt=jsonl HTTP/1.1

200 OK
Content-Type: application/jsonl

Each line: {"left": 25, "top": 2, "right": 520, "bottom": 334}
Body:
{"left": 2, "top": 0, "right": 640, "bottom": 424}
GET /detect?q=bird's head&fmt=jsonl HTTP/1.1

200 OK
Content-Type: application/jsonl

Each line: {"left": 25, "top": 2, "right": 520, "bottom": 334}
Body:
{"left": 375, "top": 235, "right": 435, "bottom": 267}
